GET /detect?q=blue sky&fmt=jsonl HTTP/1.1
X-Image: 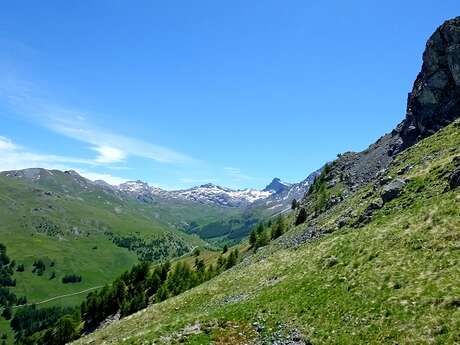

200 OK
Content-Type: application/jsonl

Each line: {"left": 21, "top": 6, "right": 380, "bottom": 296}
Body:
{"left": 0, "top": 1, "right": 458, "bottom": 190}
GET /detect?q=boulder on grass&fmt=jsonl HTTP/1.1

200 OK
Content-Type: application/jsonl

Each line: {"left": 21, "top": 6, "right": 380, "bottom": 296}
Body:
{"left": 381, "top": 178, "right": 406, "bottom": 203}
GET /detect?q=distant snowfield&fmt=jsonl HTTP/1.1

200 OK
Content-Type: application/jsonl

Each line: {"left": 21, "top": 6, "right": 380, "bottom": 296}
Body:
{"left": 118, "top": 181, "right": 275, "bottom": 207}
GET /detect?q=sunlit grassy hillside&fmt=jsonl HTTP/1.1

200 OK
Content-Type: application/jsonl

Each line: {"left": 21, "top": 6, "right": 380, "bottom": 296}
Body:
{"left": 74, "top": 120, "right": 460, "bottom": 345}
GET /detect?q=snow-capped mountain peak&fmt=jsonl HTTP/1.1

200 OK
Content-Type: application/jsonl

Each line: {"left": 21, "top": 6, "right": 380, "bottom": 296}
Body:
{"left": 115, "top": 180, "right": 275, "bottom": 207}
{"left": 118, "top": 180, "right": 150, "bottom": 193}
{"left": 175, "top": 184, "right": 272, "bottom": 207}
{"left": 263, "top": 177, "right": 292, "bottom": 193}
{"left": 114, "top": 173, "right": 321, "bottom": 209}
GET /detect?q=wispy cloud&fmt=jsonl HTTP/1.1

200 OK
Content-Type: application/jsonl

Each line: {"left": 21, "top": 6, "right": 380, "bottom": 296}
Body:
{"left": 91, "top": 145, "right": 127, "bottom": 163}
{"left": 0, "top": 136, "right": 17, "bottom": 151}
{"left": 0, "top": 136, "right": 128, "bottom": 185}
{"left": 52, "top": 121, "right": 193, "bottom": 165}
{"left": 224, "top": 167, "right": 251, "bottom": 181}
{"left": 73, "top": 170, "right": 128, "bottom": 185}
{"left": 0, "top": 136, "right": 95, "bottom": 167}
{"left": 0, "top": 76, "right": 195, "bottom": 166}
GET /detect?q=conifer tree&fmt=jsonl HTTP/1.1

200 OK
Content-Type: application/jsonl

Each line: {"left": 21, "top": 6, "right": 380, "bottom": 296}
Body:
{"left": 225, "top": 251, "right": 236, "bottom": 269}
{"left": 255, "top": 223, "right": 264, "bottom": 234}
{"left": 255, "top": 230, "right": 269, "bottom": 249}
{"left": 1, "top": 307, "right": 12, "bottom": 320}
{"left": 271, "top": 217, "right": 286, "bottom": 239}
{"left": 53, "top": 315, "right": 78, "bottom": 344}
{"left": 217, "top": 255, "right": 225, "bottom": 269}
{"left": 295, "top": 208, "right": 307, "bottom": 225}
{"left": 194, "top": 258, "right": 205, "bottom": 274}
{"left": 156, "top": 284, "right": 169, "bottom": 302}
{"left": 249, "top": 230, "right": 257, "bottom": 248}
{"left": 206, "top": 264, "right": 216, "bottom": 280}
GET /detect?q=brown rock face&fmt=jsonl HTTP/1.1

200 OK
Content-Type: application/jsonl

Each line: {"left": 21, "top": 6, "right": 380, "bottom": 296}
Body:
{"left": 395, "top": 16, "right": 460, "bottom": 151}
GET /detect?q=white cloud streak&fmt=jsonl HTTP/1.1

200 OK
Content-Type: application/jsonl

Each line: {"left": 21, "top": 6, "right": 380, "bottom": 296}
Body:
{"left": 0, "top": 136, "right": 17, "bottom": 151}
{"left": 0, "top": 76, "right": 195, "bottom": 165}
{"left": 0, "top": 136, "right": 95, "bottom": 167}
{"left": 0, "top": 136, "right": 128, "bottom": 185}
{"left": 223, "top": 167, "right": 251, "bottom": 181}
{"left": 73, "top": 170, "right": 128, "bottom": 185}
{"left": 91, "top": 145, "right": 126, "bottom": 163}
{"left": 50, "top": 119, "right": 192, "bottom": 164}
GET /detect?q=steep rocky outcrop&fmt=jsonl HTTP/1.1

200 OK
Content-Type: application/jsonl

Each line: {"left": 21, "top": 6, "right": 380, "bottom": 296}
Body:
{"left": 337, "top": 16, "right": 460, "bottom": 191}
{"left": 339, "top": 17, "right": 460, "bottom": 189}
{"left": 298, "top": 16, "right": 460, "bottom": 227}
{"left": 394, "top": 16, "right": 460, "bottom": 152}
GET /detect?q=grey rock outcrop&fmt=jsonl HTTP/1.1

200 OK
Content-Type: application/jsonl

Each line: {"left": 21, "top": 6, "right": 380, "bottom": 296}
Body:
{"left": 292, "top": 18, "right": 460, "bottom": 233}
{"left": 381, "top": 178, "right": 406, "bottom": 203}
{"left": 449, "top": 156, "right": 460, "bottom": 189}
{"left": 394, "top": 16, "right": 460, "bottom": 152}
{"left": 449, "top": 167, "right": 460, "bottom": 189}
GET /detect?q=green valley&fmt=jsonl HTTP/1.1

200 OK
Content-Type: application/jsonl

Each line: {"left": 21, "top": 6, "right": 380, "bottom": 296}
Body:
{"left": 0, "top": 8, "right": 459, "bottom": 345}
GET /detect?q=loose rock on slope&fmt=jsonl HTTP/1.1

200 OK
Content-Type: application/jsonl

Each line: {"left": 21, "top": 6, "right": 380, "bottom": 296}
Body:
{"left": 381, "top": 178, "right": 406, "bottom": 203}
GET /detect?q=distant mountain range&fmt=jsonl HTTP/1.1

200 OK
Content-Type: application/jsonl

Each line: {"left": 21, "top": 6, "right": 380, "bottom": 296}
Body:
{"left": 0, "top": 166, "right": 321, "bottom": 245}
{"left": 117, "top": 180, "right": 273, "bottom": 207}
{"left": 114, "top": 172, "right": 321, "bottom": 209}
{"left": 2, "top": 167, "right": 320, "bottom": 211}
{"left": 117, "top": 174, "right": 321, "bottom": 210}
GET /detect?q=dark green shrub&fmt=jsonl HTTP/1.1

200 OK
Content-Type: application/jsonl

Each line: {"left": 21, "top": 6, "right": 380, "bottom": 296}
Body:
{"left": 295, "top": 208, "right": 307, "bottom": 225}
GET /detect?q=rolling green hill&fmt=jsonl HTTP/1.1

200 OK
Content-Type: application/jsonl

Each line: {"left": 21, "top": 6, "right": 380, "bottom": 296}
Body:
{"left": 0, "top": 169, "right": 221, "bottom": 343}
{"left": 0, "top": 166, "right": 276, "bottom": 345}
{"left": 0, "top": 171, "right": 209, "bottom": 303}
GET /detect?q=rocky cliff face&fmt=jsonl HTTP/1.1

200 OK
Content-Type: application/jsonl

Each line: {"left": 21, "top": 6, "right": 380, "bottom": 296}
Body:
{"left": 298, "top": 16, "right": 460, "bottom": 225}
{"left": 394, "top": 16, "right": 460, "bottom": 151}
{"left": 317, "top": 16, "right": 460, "bottom": 192}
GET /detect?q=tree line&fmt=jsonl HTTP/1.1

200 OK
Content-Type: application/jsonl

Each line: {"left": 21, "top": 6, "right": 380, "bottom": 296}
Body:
{"left": 107, "top": 232, "right": 191, "bottom": 262}
{"left": 0, "top": 243, "right": 27, "bottom": 323}
{"left": 62, "top": 274, "right": 82, "bottom": 284}
{"left": 10, "top": 305, "right": 78, "bottom": 344}
{"left": 307, "top": 163, "right": 332, "bottom": 214}
{"left": 249, "top": 216, "right": 287, "bottom": 250}
{"left": 0, "top": 243, "right": 16, "bottom": 287}
{"left": 13, "top": 247, "right": 241, "bottom": 345}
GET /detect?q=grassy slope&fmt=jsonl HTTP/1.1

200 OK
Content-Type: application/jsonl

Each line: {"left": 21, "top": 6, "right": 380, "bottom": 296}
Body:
{"left": 74, "top": 121, "right": 460, "bottom": 345}
{"left": 0, "top": 175, "right": 211, "bottom": 343}
{"left": 0, "top": 178, "right": 199, "bottom": 300}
